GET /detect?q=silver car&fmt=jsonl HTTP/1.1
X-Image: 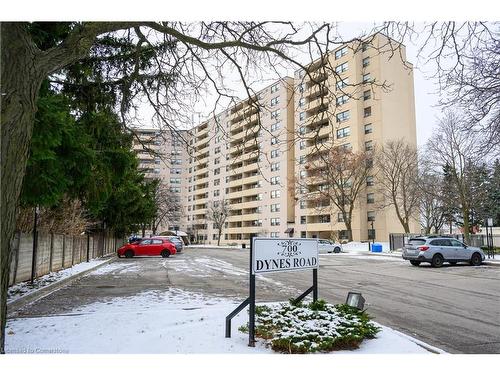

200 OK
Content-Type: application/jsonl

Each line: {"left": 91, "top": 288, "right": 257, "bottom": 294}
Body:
{"left": 402, "top": 236, "right": 485, "bottom": 267}
{"left": 155, "top": 236, "right": 184, "bottom": 253}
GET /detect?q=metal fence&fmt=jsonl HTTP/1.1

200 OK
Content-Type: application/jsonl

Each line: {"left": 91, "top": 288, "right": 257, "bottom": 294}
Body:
{"left": 8, "top": 231, "right": 125, "bottom": 286}
{"left": 389, "top": 233, "right": 500, "bottom": 251}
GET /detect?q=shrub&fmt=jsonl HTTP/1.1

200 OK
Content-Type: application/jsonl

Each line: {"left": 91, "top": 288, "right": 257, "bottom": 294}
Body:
{"left": 240, "top": 299, "right": 380, "bottom": 353}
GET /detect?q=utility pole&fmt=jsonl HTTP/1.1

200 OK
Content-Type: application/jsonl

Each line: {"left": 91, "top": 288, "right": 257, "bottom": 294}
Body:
{"left": 30, "top": 206, "right": 40, "bottom": 284}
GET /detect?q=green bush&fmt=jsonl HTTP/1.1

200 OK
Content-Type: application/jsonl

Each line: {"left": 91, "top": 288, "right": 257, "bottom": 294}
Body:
{"left": 239, "top": 299, "right": 380, "bottom": 353}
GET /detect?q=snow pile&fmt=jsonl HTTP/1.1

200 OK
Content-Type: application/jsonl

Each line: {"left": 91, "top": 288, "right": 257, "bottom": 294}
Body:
{"left": 8, "top": 259, "right": 110, "bottom": 302}
{"left": 342, "top": 242, "right": 391, "bottom": 252}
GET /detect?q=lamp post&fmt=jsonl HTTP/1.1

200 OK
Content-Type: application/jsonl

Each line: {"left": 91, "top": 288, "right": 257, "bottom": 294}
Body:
{"left": 346, "top": 292, "right": 365, "bottom": 310}
{"left": 30, "top": 206, "right": 40, "bottom": 284}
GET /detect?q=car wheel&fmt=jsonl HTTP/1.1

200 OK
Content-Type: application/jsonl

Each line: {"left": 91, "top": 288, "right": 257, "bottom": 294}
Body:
{"left": 470, "top": 253, "right": 482, "bottom": 266}
{"left": 334, "top": 247, "right": 341, "bottom": 253}
{"left": 431, "top": 254, "right": 444, "bottom": 268}
{"left": 410, "top": 260, "right": 420, "bottom": 266}
{"left": 161, "top": 250, "right": 171, "bottom": 258}
{"left": 124, "top": 250, "right": 134, "bottom": 258}
{"left": 449, "top": 261, "right": 457, "bottom": 266}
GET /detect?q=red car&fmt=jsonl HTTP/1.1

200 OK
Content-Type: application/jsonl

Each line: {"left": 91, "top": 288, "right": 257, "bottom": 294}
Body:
{"left": 117, "top": 237, "right": 176, "bottom": 258}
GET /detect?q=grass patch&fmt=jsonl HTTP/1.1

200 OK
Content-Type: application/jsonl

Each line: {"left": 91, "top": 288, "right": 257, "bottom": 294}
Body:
{"left": 239, "top": 299, "right": 380, "bottom": 353}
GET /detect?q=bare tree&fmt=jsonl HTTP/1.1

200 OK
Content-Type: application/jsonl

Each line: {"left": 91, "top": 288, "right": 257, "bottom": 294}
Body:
{"left": 426, "top": 110, "right": 486, "bottom": 243}
{"left": 375, "top": 139, "right": 420, "bottom": 233}
{"left": 418, "top": 169, "right": 446, "bottom": 234}
{"left": 151, "top": 183, "right": 182, "bottom": 235}
{"left": 206, "top": 200, "right": 230, "bottom": 246}
{"left": 296, "top": 146, "right": 371, "bottom": 242}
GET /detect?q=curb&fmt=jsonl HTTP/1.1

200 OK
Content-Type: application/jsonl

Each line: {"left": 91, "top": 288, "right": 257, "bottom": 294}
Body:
{"left": 7, "top": 256, "right": 117, "bottom": 313}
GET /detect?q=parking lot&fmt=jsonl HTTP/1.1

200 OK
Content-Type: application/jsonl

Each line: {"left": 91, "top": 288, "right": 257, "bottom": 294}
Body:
{"left": 9, "top": 247, "right": 500, "bottom": 354}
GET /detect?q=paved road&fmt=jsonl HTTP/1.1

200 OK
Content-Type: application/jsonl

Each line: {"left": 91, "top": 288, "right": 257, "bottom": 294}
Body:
{"left": 9, "top": 248, "right": 500, "bottom": 353}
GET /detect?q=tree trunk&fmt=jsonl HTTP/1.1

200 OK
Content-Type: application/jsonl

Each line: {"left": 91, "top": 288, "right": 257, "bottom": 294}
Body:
{"left": 217, "top": 227, "right": 222, "bottom": 246}
{"left": 1, "top": 23, "right": 50, "bottom": 354}
{"left": 402, "top": 221, "right": 410, "bottom": 234}
{"left": 462, "top": 206, "right": 471, "bottom": 244}
{"left": 345, "top": 221, "right": 353, "bottom": 242}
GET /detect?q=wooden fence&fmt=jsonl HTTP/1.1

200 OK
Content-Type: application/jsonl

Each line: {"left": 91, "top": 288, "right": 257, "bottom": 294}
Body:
{"left": 8, "top": 231, "right": 125, "bottom": 286}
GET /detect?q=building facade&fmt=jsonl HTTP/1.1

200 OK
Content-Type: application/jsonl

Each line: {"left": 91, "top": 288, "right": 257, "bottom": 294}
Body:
{"left": 135, "top": 33, "right": 419, "bottom": 245}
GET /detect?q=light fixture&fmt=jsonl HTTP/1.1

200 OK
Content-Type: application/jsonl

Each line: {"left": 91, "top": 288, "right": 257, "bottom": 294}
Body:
{"left": 345, "top": 292, "right": 365, "bottom": 310}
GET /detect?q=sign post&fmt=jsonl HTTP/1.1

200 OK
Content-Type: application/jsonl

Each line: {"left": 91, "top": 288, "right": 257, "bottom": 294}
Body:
{"left": 225, "top": 236, "right": 319, "bottom": 344}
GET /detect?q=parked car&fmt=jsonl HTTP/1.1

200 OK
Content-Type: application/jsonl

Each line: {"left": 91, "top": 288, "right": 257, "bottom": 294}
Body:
{"left": 402, "top": 236, "right": 485, "bottom": 267}
{"left": 117, "top": 237, "right": 176, "bottom": 258}
{"left": 318, "top": 239, "right": 342, "bottom": 254}
{"left": 156, "top": 236, "right": 184, "bottom": 253}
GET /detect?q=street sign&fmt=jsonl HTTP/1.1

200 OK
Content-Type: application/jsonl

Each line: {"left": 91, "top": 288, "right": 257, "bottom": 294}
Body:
{"left": 252, "top": 238, "right": 318, "bottom": 274}
{"left": 487, "top": 218, "right": 493, "bottom": 227}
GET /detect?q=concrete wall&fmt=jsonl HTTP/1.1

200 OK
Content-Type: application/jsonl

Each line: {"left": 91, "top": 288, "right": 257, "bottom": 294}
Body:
{"left": 8, "top": 232, "right": 125, "bottom": 286}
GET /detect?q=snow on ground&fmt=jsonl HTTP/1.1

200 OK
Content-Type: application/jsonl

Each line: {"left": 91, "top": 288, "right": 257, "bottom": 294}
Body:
{"left": 7, "top": 258, "right": 111, "bottom": 303}
{"left": 5, "top": 288, "right": 439, "bottom": 354}
{"left": 342, "top": 242, "right": 392, "bottom": 253}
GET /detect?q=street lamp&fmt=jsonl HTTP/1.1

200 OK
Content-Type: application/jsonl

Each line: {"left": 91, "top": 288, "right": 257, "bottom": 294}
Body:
{"left": 345, "top": 292, "right": 365, "bottom": 310}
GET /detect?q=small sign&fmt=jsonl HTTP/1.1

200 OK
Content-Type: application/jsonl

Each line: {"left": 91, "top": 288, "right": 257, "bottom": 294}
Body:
{"left": 252, "top": 238, "right": 318, "bottom": 274}
{"left": 487, "top": 218, "right": 493, "bottom": 227}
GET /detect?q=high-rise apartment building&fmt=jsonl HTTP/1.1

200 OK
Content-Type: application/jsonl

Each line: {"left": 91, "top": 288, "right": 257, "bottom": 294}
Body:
{"left": 135, "top": 33, "right": 419, "bottom": 245}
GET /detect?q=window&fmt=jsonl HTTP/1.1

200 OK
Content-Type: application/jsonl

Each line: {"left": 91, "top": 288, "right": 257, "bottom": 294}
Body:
{"left": 271, "top": 176, "right": 280, "bottom": 185}
{"left": 299, "top": 170, "right": 306, "bottom": 179}
{"left": 363, "top": 90, "right": 371, "bottom": 101}
{"left": 365, "top": 140, "right": 373, "bottom": 151}
{"left": 299, "top": 200, "right": 306, "bottom": 209}
{"left": 214, "top": 168, "right": 220, "bottom": 175}
{"left": 271, "top": 110, "right": 280, "bottom": 119}
{"left": 297, "top": 83, "right": 305, "bottom": 93}
{"left": 367, "top": 158, "right": 373, "bottom": 168}
{"left": 170, "top": 178, "right": 181, "bottom": 184}
{"left": 171, "top": 159, "right": 182, "bottom": 165}
{"left": 361, "top": 42, "right": 369, "bottom": 52}
{"left": 337, "top": 213, "right": 345, "bottom": 222}
{"left": 341, "top": 143, "right": 352, "bottom": 150}
{"left": 335, "top": 62, "right": 348, "bottom": 73}
{"left": 271, "top": 149, "right": 280, "bottom": 158}
{"left": 214, "top": 157, "right": 220, "bottom": 165}
{"left": 336, "top": 110, "right": 350, "bottom": 123}
{"left": 299, "top": 155, "right": 305, "bottom": 165}
{"left": 271, "top": 162, "right": 280, "bottom": 172}
{"left": 366, "top": 176, "right": 374, "bottom": 186}
{"left": 171, "top": 168, "right": 181, "bottom": 174}
{"left": 301, "top": 231, "right": 307, "bottom": 238}
{"left": 362, "top": 57, "right": 370, "bottom": 67}
{"left": 336, "top": 127, "right": 351, "bottom": 139}
{"left": 271, "top": 84, "right": 279, "bottom": 93}
{"left": 214, "top": 178, "right": 220, "bottom": 186}
{"left": 364, "top": 106, "right": 372, "bottom": 117}
{"left": 271, "top": 122, "right": 281, "bottom": 132}
{"left": 214, "top": 189, "right": 220, "bottom": 197}
{"left": 336, "top": 78, "right": 349, "bottom": 90}
{"left": 299, "top": 140, "right": 306, "bottom": 150}
{"left": 367, "top": 211, "right": 375, "bottom": 222}
{"left": 271, "top": 190, "right": 281, "bottom": 198}
{"left": 299, "top": 126, "right": 306, "bottom": 135}
{"left": 270, "top": 96, "right": 279, "bottom": 107}
{"left": 367, "top": 193, "right": 375, "bottom": 204}
{"left": 271, "top": 203, "right": 280, "bottom": 212}
{"left": 363, "top": 73, "right": 372, "bottom": 83}
{"left": 336, "top": 95, "right": 349, "bottom": 106}
{"left": 335, "top": 46, "right": 348, "bottom": 59}
{"left": 169, "top": 187, "right": 181, "bottom": 193}
{"left": 299, "top": 112, "right": 306, "bottom": 121}
{"left": 270, "top": 232, "right": 279, "bottom": 238}
{"left": 364, "top": 123, "right": 373, "bottom": 134}
{"left": 319, "top": 215, "right": 331, "bottom": 223}
{"left": 271, "top": 218, "right": 281, "bottom": 226}
{"left": 153, "top": 168, "right": 160, "bottom": 174}
{"left": 300, "top": 216, "right": 306, "bottom": 224}
{"left": 298, "top": 98, "right": 305, "bottom": 107}
{"left": 271, "top": 137, "right": 279, "bottom": 145}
